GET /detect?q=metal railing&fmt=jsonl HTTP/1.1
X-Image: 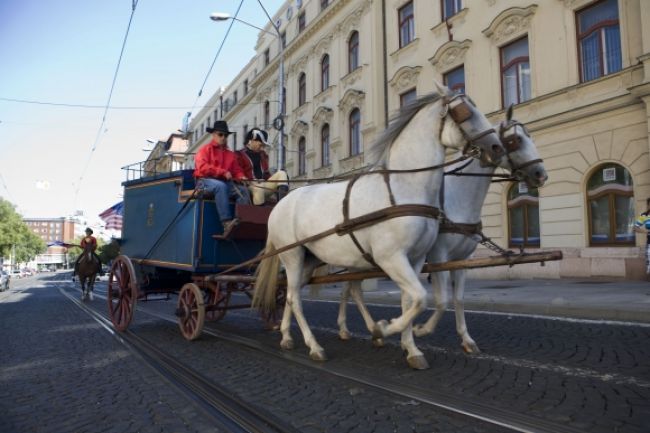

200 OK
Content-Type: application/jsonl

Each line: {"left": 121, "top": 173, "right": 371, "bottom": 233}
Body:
{"left": 122, "top": 152, "right": 196, "bottom": 182}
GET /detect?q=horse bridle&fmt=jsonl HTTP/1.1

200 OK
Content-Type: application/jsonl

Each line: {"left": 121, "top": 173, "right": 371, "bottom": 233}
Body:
{"left": 439, "top": 93, "right": 504, "bottom": 166}
{"left": 499, "top": 120, "right": 544, "bottom": 180}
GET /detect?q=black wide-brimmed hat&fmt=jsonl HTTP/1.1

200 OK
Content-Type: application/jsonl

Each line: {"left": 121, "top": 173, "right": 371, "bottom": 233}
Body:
{"left": 206, "top": 120, "right": 232, "bottom": 135}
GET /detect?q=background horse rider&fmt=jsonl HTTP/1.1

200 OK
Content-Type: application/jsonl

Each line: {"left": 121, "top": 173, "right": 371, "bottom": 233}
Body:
{"left": 73, "top": 227, "right": 102, "bottom": 279}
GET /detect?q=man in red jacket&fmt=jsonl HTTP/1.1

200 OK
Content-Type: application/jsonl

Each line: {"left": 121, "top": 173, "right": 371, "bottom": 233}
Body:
{"left": 194, "top": 120, "right": 250, "bottom": 238}
{"left": 236, "top": 128, "right": 288, "bottom": 205}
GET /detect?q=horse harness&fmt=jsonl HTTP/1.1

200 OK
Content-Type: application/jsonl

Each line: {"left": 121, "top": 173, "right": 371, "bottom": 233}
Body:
{"left": 215, "top": 94, "right": 506, "bottom": 275}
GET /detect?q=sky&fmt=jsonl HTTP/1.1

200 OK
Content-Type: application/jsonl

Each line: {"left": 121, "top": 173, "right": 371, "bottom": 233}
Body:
{"left": 0, "top": 0, "right": 284, "bottom": 227}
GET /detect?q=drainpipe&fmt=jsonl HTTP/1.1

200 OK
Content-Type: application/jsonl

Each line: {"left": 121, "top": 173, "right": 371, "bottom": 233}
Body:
{"left": 381, "top": 0, "right": 388, "bottom": 128}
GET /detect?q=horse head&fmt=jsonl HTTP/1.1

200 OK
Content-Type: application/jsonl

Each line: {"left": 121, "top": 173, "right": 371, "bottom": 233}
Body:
{"left": 498, "top": 105, "right": 548, "bottom": 188}
{"left": 435, "top": 82, "right": 505, "bottom": 167}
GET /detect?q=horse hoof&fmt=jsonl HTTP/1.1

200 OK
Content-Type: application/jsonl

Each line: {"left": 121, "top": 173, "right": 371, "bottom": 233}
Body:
{"left": 371, "top": 338, "right": 384, "bottom": 348}
{"left": 407, "top": 355, "right": 430, "bottom": 370}
{"left": 310, "top": 349, "right": 327, "bottom": 362}
{"left": 339, "top": 330, "right": 351, "bottom": 340}
{"left": 413, "top": 325, "right": 428, "bottom": 338}
{"left": 462, "top": 342, "right": 481, "bottom": 354}
{"left": 372, "top": 320, "right": 388, "bottom": 339}
{"left": 280, "top": 339, "right": 294, "bottom": 350}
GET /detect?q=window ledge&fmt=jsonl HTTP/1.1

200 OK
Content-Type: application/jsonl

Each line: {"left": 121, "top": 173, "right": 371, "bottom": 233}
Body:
{"left": 389, "top": 38, "right": 420, "bottom": 61}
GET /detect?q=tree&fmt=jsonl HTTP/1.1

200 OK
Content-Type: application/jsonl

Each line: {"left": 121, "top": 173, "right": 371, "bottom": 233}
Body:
{"left": 98, "top": 239, "right": 120, "bottom": 265}
{"left": 0, "top": 198, "right": 46, "bottom": 263}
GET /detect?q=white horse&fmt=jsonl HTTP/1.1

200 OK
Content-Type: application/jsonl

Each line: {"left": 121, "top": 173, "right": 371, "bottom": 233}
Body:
{"left": 252, "top": 87, "right": 505, "bottom": 369}
{"left": 336, "top": 106, "right": 547, "bottom": 354}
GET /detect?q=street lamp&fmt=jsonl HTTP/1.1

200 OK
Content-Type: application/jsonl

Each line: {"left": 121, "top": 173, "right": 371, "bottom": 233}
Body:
{"left": 210, "top": 12, "right": 286, "bottom": 170}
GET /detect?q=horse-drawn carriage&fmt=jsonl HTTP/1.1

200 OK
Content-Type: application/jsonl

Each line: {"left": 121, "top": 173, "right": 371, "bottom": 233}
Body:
{"left": 108, "top": 88, "right": 562, "bottom": 369}
{"left": 107, "top": 167, "right": 282, "bottom": 340}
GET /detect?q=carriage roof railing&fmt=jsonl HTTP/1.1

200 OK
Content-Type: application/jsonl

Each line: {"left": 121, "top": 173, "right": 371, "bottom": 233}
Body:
{"left": 121, "top": 152, "right": 196, "bottom": 183}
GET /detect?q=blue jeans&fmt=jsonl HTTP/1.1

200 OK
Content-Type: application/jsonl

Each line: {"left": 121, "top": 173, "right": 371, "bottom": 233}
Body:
{"left": 197, "top": 178, "right": 250, "bottom": 221}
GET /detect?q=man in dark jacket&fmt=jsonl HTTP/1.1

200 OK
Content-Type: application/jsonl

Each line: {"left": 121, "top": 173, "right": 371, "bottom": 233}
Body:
{"left": 236, "top": 128, "right": 288, "bottom": 205}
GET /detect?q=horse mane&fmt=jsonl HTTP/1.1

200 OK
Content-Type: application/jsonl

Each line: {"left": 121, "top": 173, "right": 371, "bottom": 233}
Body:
{"left": 368, "top": 92, "right": 444, "bottom": 169}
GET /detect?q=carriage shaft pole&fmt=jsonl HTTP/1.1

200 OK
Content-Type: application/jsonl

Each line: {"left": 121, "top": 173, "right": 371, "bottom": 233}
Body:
{"left": 206, "top": 251, "right": 562, "bottom": 286}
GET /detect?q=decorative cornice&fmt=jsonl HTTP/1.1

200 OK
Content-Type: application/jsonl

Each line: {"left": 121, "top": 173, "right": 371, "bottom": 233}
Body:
{"left": 336, "top": 3, "right": 368, "bottom": 37}
{"left": 560, "top": 0, "right": 593, "bottom": 10}
{"left": 429, "top": 39, "right": 472, "bottom": 73}
{"left": 482, "top": 5, "right": 538, "bottom": 45}
{"left": 312, "top": 106, "right": 334, "bottom": 126}
{"left": 340, "top": 154, "right": 364, "bottom": 172}
{"left": 388, "top": 66, "right": 422, "bottom": 93}
{"left": 290, "top": 119, "right": 309, "bottom": 138}
{"left": 288, "top": 54, "right": 309, "bottom": 76}
{"left": 310, "top": 34, "right": 334, "bottom": 59}
{"left": 338, "top": 89, "right": 365, "bottom": 114}
{"left": 313, "top": 84, "right": 336, "bottom": 106}
{"left": 341, "top": 66, "right": 364, "bottom": 88}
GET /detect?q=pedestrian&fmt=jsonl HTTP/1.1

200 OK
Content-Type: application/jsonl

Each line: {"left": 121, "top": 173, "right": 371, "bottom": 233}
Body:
{"left": 194, "top": 120, "right": 251, "bottom": 238}
{"left": 236, "top": 127, "right": 289, "bottom": 205}
{"left": 72, "top": 228, "right": 102, "bottom": 279}
{"left": 634, "top": 197, "right": 650, "bottom": 275}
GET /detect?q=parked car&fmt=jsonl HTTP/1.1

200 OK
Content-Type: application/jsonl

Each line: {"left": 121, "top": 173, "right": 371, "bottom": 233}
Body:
{"left": 11, "top": 270, "right": 24, "bottom": 279}
{"left": 0, "top": 271, "right": 9, "bottom": 291}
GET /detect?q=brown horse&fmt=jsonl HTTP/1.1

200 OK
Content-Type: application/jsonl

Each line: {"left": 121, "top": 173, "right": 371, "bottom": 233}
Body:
{"left": 77, "top": 242, "right": 100, "bottom": 301}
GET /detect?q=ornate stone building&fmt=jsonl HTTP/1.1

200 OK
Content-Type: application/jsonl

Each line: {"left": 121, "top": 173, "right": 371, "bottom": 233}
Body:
{"left": 188, "top": 0, "right": 650, "bottom": 280}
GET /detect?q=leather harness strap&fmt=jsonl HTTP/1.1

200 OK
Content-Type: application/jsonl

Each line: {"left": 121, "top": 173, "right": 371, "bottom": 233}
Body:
{"left": 341, "top": 172, "right": 439, "bottom": 266}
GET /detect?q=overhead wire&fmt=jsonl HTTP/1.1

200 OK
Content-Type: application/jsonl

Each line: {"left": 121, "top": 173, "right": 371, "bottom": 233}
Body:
{"left": 189, "top": 0, "right": 245, "bottom": 122}
{"left": 0, "top": 96, "right": 277, "bottom": 110}
{"left": 73, "top": 0, "right": 139, "bottom": 210}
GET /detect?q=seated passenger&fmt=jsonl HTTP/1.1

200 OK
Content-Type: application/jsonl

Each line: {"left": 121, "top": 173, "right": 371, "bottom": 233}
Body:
{"left": 236, "top": 128, "right": 289, "bottom": 205}
{"left": 194, "top": 120, "right": 251, "bottom": 238}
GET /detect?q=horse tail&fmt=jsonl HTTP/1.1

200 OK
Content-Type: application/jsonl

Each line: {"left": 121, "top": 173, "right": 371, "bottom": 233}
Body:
{"left": 252, "top": 239, "right": 281, "bottom": 315}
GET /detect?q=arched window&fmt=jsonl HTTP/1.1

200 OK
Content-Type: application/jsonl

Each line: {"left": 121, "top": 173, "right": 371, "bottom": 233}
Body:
{"left": 298, "top": 137, "right": 306, "bottom": 175}
{"left": 348, "top": 31, "right": 359, "bottom": 73}
{"left": 349, "top": 108, "right": 361, "bottom": 156}
{"left": 321, "top": 124, "right": 330, "bottom": 166}
{"left": 298, "top": 73, "right": 306, "bottom": 106}
{"left": 264, "top": 100, "right": 270, "bottom": 129}
{"left": 587, "top": 163, "right": 634, "bottom": 245}
{"left": 508, "top": 182, "right": 540, "bottom": 247}
{"left": 321, "top": 54, "right": 330, "bottom": 92}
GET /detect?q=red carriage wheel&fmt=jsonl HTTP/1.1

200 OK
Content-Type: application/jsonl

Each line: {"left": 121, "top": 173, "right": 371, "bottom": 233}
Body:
{"left": 107, "top": 255, "right": 139, "bottom": 332}
{"left": 177, "top": 283, "right": 205, "bottom": 341}
{"left": 205, "top": 282, "right": 230, "bottom": 322}
{"left": 260, "top": 285, "right": 286, "bottom": 330}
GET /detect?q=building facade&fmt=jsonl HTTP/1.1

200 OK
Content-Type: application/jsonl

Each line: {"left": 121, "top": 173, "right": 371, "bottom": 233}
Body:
{"left": 188, "top": 0, "right": 650, "bottom": 280}
{"left": 24, "top": 217, "right": 76, "bottom": 269}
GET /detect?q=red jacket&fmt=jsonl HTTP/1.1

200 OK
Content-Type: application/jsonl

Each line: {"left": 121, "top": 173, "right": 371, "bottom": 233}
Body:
{"left": 194, "top": 141, "right": 245, "bottom": 180}
{"left": 236, "top": 148, "right": 270, "bottom": 180}
{"left": 80, "top": 236, "right": 97, "bottom": 251}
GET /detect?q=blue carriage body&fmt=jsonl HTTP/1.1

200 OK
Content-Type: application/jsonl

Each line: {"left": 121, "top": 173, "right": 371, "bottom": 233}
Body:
{"left": 120, "top": 169, "right": 265, "bottom": 274}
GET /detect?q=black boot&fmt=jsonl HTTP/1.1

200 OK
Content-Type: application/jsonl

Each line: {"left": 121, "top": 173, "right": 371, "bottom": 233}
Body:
{"left": 277, "top": 185, "right": 289, "bottom": 202}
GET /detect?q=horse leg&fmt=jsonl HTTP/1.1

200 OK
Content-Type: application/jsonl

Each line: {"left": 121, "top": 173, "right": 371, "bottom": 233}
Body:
{"left": 338, "top": 280, "right": 376, "bottom": 341}
{"left": 452, "top": 270, "right": 480, "bottom": 354}
{"left": 279, "top": 257, "right": 320, "bottom": 351}
{"left": 281, "top": 251, "right": 326, "bottom": 361}
{"left": 413, "top": 270, "right": 450, "bottom": 337}
{"left": 337, "top": 283, "right": 353, "bottom": 340}
{"left": 372, "top": 256, "right": 428, "bottom": 369}
{"left": 88, "top": 276, "right": 95, "bottom": 301}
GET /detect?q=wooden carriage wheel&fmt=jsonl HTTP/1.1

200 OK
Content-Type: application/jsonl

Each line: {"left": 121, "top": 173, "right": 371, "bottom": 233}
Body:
{"left": 260, "top": 285, "right": 286, "bottom": 330}
{"left": 177, "top": 283, "right": 205, "bottom": 341}
{"left": 205, "top": 281, "right": 230, "bottom": 322}
{"left": 107, "top": 255, "right": 139, "bottom": 332}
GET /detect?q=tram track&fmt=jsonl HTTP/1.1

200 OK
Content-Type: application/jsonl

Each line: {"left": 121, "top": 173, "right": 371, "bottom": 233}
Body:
{"left": 65, "top": 277, "right": 637, "bottom": 433}
{"left": 59, "top": 286, "right": 300, "bottom": 433}
{"left": 86, "top": 283, "right": 583, "bottom": 433}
